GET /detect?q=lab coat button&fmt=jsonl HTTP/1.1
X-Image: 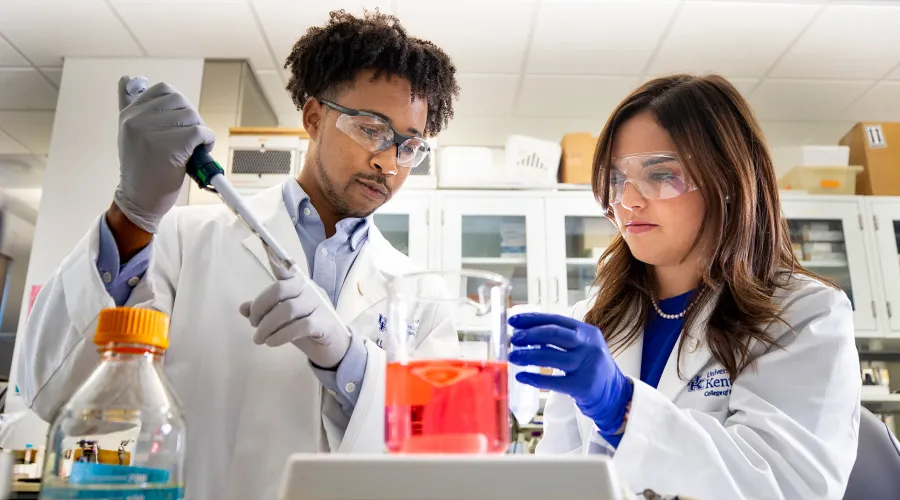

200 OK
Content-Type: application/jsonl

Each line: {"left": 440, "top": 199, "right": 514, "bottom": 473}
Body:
{"left": 101, "top": 272, "right": 112, "bottom": 284}
{"left": 344, "top": 382, "right": 356, "bottom": 393}
{"left": 304, "top": 207, "right": 311, "bottom": 216}
{"left": 321, "top": 248, "right": 328, "bottom": 256}
{"left": 127, "top": 276, "right": 140, "bottom": 287}
{"left": 688, "top": 338, "right": 699, "bottom": 352}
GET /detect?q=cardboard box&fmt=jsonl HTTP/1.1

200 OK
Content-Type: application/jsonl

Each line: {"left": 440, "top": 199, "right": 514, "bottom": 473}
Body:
{"left": 839, "top": 123, "right": 900, "bottom": 195}
{"left": 559, "top": 133, "right": 598, "bottom": 184}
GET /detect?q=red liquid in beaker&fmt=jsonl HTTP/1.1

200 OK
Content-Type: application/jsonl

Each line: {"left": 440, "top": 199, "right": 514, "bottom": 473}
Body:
{"left": 385, "top": 359, "right": 510, "bottom": 454}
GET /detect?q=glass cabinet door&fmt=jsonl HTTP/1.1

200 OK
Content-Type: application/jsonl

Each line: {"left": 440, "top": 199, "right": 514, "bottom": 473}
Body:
{"left": 441, "top": 195, "right": 546, "bottom": 309}
{"left": 545, "top": 194, "right": 616, "bottom": 313}
{"left": 782, "top": 199, "right": 876, "bottom": 332}
{"left": 870, "top": 200, "right": 900, "bottom": 333}
{"left": 372, "top": 192, "right": 431, "bottom": 269}
{"left": 561, "top": 216, "right": 617, "bottom": 308}
{"left": 373, "top": 213, "right": 410, "bottom": 256}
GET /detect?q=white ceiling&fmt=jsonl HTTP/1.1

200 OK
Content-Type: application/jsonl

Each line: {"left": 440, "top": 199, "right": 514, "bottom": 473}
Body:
{"left": 3, "top": 0, "right": 900, "bottom": 204}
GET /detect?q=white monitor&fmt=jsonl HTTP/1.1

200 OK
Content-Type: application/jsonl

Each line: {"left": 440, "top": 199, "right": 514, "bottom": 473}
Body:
{"left": 276, "top": 454, "right": 631, "bottom": 500}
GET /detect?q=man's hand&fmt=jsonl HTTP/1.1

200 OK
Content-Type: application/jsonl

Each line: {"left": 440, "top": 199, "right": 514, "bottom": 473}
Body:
{"left": 114, "top": 75, "right": 214, "bottom": 234}
{"left": 239, "top": 254, "right": 352, "bottom": 369}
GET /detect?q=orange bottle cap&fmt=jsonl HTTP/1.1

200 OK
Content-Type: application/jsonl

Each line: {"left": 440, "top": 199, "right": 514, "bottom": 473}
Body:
{"left": 94, "top": 307, "right": 170, "bottom": 350}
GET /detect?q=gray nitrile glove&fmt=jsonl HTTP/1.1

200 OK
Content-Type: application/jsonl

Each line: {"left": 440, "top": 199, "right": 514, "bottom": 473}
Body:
{"left": 239, "top": 252, "right": 353, "bottom": 369}
{"left": 114, "top": 75, "right": 215, "bottom": 233}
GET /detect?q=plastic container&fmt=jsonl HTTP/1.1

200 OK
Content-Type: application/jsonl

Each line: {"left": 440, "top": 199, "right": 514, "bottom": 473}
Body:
{"left": 40, "top": 307, "right": 186, "bottom": 500}
{"left": 437, "top": 146, "right": 501, "bottom": 187}
{"left": 771, "top": 145, "right": 850, "bottom": 178}
{"left": 504, "top": 135, "right": 561, "bottom": 186}
{"left": 777, "top": 165, "right": 864, "bottom": 195}
{"left": 384, "top": 270, "right": 511, "bottom": 454}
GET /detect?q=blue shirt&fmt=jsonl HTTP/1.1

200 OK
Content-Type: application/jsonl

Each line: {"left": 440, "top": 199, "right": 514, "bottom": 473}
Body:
{"left": 600, "top": 290, "right": 693, "bottom": 448}
{"left": 96, "top": 180, "right": 371, "bottom": 415}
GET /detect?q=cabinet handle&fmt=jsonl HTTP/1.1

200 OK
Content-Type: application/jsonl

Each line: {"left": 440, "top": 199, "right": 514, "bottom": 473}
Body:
{"left": 553, "top": 277, "right": 560, "bottom": 304}
{"left": 872, "top": 300, "right": 877, "bottom": 318}
{"left": 888, "top": 301, "right": 893, "bottom": 318}
{"left": 536, "top": 278, "right": 543, "bottom": 305}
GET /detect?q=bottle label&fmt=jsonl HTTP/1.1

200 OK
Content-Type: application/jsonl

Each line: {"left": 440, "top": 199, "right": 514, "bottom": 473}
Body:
{"left": 41, "top": 463, "right": 184, "bottom": 499}
{"left": 40, "top": 486, "right": 185, "bottom": 499}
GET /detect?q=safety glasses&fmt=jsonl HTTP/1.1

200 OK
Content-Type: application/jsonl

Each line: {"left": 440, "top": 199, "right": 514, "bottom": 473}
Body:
{"left": 318, "top": 99, "right": 431, "bottom": 170}
{"left": 609, "top": 152, "right": 698, "bottom": 205}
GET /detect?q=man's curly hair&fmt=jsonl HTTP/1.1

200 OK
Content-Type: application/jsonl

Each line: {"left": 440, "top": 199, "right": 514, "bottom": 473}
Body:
{"left": 284, "top": 9, "right": 459, "bottom": 137}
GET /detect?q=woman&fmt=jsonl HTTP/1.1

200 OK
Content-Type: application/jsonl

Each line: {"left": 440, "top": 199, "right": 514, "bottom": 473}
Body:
{"left": 508, "top": 74, "right": 860, "bottom": 499}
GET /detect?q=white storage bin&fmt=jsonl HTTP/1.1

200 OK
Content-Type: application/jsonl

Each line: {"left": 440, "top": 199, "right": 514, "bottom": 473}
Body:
{"left": 772, "top": 145, "right": 850, "bottom": 178}
{"left": 437, "top": 146, "right": 504, "bottom": 187}
{"left": 504, "top": 135, "right": 561, "bottom": 186}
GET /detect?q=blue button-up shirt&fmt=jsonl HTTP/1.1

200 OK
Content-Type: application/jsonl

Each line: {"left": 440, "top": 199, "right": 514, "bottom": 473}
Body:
{"left": 96, "top": 180, "right": 371, "bottom": 415}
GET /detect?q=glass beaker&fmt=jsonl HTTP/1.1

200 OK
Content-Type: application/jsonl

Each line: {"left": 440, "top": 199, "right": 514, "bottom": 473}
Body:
{"left": 384, "top": 270, "right": 511, "bottom": 454}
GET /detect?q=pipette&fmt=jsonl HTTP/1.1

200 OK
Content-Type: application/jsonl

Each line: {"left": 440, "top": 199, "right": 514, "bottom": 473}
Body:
{"left": 124, "top": 77, "right": 300, "bottom": 276}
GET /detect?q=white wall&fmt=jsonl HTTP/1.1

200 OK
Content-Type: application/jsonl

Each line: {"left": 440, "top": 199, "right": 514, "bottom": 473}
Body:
{"left": 3, "top": 58, "right": 205, "bottom": 449}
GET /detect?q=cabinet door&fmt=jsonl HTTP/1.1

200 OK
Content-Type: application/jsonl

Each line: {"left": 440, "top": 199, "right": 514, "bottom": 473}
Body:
{"left": 869, "top": 200, "right": 900, "bottom": 332}
{"left": 782, "top": 199, "right": 876, "bottom": 332}
{"left": 372, "top": 192, "right": 431, "bottom": 269}
{"left": 441, "top": 195, "right": 546, "bottom": 308}
{"left": 545, "top": 193, "right": 617, "bottom": 313}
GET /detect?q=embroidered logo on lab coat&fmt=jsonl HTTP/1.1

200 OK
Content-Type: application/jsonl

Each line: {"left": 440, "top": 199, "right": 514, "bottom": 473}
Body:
{"left": 688, "top": 368, "right": 732, "bottom": 397}
{"left": 378, "top": 314, "right": 387, "bottom": 333}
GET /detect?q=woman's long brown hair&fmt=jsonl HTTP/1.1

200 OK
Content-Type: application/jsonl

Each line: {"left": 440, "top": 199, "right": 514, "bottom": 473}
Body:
{"left": 583, "top": 74, "right": 828, "bottom": 380}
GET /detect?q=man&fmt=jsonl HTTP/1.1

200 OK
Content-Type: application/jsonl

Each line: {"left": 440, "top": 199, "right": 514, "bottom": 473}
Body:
{"left": 18, "top": 10, "right": 460, "bottom": 499}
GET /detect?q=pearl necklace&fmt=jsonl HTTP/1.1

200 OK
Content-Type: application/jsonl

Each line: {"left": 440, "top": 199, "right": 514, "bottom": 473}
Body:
{"left": 650, "top": 289, "right": 703, "bottom": 320}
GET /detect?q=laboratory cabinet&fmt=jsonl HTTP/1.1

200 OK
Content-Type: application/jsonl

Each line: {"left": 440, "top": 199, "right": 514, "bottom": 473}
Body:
{"left": 375, "top": 189, "right": 900, "bottom": 339}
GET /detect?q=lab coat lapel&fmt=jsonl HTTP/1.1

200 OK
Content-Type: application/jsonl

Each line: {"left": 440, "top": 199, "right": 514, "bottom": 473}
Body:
{"left": 335, "top": 226, "right": 390, "bottom": 321}
{"left": 240, "top": 184, "right": 310, "bottom": 279}
{"left": 655, "top": 290, "right": 719, "bottom": 401}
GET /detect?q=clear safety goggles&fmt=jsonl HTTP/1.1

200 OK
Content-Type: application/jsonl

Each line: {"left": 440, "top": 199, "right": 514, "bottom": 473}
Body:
{"left": 319, "top": 99, "right": 431, "bottom": 170}
{"left": 609, "top": 152, "right": 698, "bottom": 205}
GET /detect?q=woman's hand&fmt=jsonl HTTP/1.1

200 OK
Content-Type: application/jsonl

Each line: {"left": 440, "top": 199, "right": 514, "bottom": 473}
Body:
{"left": 508, "top": 313, "right": 633, "bottom": 434}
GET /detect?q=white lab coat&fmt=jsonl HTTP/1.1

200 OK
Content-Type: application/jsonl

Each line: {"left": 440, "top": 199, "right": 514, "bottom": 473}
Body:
{"left": 537, "top": 275, "right": 861, "bottom": 500}
{"left": 17, "top": 183, "right": 458, "bottom": 500}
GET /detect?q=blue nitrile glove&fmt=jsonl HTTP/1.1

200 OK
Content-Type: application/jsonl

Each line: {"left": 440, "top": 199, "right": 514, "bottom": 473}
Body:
{"left": 507, "top": 313, "right": 633, "bottom": 435}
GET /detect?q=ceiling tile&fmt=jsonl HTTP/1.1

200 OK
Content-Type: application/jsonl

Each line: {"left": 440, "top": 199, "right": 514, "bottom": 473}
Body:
{"left": 0, "top": 111, "right": 55, "bottom": 155}
{"left": 758, "top": 121, "right": 816, "bottom": 148}
{"left": 886, "top": 63, "right": 900, "bottom": 80}
{"left": 38, "top": 67, "right": 62, "bottom": 88}
{"left": 842, "top": 82, "right": 900, "bottom": 122}
{"left": 805, "top": 122, "right": 855, "bottom": 146}
{"left": 649, "top": 1, "right": 820, "bottom": 78}
{"left": 748, "top": 79, "right": 872, "bottom": 121}
{"left": 0, "top": 0, "right": 143, "bottom": 66}
{"left": 455, "top": 74, "right": 519, "bottom": 117}
{"left": 252, "top": 0, "right": 392, "bottom": 69}
{"left": 0, "top": 68, "right": 59, "bottom": 110}
{"left": 0, "top": 36, "right": 30, "bottom": 67}
{"left": 527, "top": 1, "right": 679, "bottom": 75}
{"left": 396, "top": 0, "right": 535, "bottom": 74}
{"left": 517, "top": 75, "right": 639, "bottom": 119}
{"left": 0, "top": 129, "right": 30, "bottom": 155}
{"left": 113, "top": 2, "right": 275, "bottom": 70}
{"left": 770, "top": 4, "right": 900, "bottom": 79}
{"left": 255, "top": 70, "right": 296, "bottom": 115}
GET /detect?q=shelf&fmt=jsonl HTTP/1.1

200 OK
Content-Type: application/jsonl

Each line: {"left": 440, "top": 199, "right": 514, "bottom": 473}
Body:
{"left": 861, "top": 394, "right": 900, "bottom": 413}
{"left": 461, "top": 257, "right": 527, "bottom": 265}
{"left": 798, "top": 260, "right": 849, "bottom": 268}
{"left": 566, "top": 258, "right": 598, "bottom": 266}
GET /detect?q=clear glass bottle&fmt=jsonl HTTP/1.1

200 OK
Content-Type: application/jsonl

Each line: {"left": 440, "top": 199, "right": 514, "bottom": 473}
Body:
{"left": 40, "top": 307, "right": 186, "bottom": 499}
